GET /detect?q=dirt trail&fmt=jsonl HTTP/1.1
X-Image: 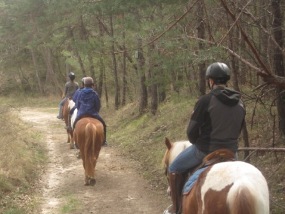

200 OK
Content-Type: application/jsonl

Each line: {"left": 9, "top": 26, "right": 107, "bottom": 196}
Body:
{"left": 20, "top": 108, "right": 169, "bottom": 214}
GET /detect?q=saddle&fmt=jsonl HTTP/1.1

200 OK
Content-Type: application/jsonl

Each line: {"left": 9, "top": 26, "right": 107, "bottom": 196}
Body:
{"left": 202, "top": 149, "right": 235, "bottom": 167}
{"left": 183, "top": 149, "right": 236, "bottom": 194}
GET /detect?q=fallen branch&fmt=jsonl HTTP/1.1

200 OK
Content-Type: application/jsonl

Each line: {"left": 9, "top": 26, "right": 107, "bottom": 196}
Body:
{"left": 238, "top": 147, "right": 285, "bottom": 152}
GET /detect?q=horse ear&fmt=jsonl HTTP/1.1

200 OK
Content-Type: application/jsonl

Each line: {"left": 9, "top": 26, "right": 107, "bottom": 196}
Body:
{"left": 165, "top": 137, "right": 172, "bottom": 150}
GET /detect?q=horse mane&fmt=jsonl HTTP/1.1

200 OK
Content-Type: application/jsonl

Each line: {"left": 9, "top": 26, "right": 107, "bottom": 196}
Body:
{"left": 162, "top": 138, "right": 191, "bottom": 170}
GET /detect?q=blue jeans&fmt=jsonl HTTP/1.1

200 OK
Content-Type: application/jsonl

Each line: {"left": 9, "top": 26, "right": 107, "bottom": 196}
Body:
{"left": 169, "top": 144, "right": 206, "bottom": 173}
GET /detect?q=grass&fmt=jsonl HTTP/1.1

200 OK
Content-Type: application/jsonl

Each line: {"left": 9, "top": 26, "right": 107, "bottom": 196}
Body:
{"left": 60, "top": 196, "right": 81, "bottom": 214}
{"left": 0, "top": 104, "right": 47, "bottom": 214}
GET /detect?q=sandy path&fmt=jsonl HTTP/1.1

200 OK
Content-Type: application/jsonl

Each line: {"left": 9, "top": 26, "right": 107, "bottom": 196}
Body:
{"left": 20, "top": 108, "right": 169, "bottom": 214}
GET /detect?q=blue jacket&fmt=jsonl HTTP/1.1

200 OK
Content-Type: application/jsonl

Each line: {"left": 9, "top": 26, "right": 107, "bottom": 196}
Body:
{"left": 75, "top": 87, "right": 101, "bottom": 119}
{"left": 72, "top": 88, "right": 82, "bottom": 103}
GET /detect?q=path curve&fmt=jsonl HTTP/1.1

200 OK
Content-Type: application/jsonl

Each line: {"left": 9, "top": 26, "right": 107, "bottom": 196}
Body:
{"left": 20, "top": 108, "right": 169, "bottom": 214}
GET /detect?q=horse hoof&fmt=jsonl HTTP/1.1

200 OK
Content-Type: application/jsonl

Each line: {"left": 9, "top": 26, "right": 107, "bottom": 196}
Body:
{"left": 76, "top": 152, "right": 81, "bottom": 159}
{"left": 90, "top": 179, "right": 96, "bottom": 186}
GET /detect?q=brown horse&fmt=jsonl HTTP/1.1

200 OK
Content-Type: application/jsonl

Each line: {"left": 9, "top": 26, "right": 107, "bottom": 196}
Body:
{"left": 62, "top": 98, "right": 74, "bottom": 148}
{"left": 73, "top": 117, "right": 104, "bottom": 186}
{"left": 163, "top": 137, "right": 270, "bottom": 214}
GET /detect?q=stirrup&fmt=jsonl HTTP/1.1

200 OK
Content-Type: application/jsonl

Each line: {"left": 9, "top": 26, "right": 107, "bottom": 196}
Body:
{"left": 163, "top": 205, "right": 175, "bottom": 214}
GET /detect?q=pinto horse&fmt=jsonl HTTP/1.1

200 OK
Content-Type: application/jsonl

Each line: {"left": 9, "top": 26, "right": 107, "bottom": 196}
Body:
{"left": 68, "top": 99, "right": 77, "bottom": 149}
{"left": 62, "top": 98, "right": 73, "bottom": 148}
{"left": 73, "top": 117, "right": 104, "bottom": 186}
{"left": 163, "top": 138, "right": 270, "bottom": 214}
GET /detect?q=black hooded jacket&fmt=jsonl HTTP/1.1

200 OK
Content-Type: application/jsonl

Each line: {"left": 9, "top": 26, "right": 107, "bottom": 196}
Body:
{"left": 187, "top": 86, "right": 246, "bottom": 154}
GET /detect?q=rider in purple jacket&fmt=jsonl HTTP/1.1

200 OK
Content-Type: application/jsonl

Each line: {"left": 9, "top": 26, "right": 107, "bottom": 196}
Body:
{"left": 74, "top": 77, "right": 107, "bottom": 146}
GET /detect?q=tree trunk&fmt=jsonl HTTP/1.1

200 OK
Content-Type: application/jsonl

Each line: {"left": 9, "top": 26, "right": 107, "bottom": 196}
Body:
{"left": 228, "top": 20, "right": 250, "bottom": 160}
{"left": 42, "top": 47, "right": 61, "bottom": 94}
{"left": 121, "top": 13, "right": 127, "bottom": 106}
{"left": 197, "top": 1, "right": 206, "bottom": 96}
{"left": 67, "top": 27, "right": 86, "bottom": 77}
{"left": 272, "top": 0, "right": 285, "bottom": 135}
{"left": 148, "top": 42, "right": 158, "bottom": 115}
{"left": 30, "top": 48, "right": 44, "bottom": 94}
{"left": 137, "top": 36, "right": 147, "bottom": 114}
{"left": 110, "top": 15, "right": 120, "bottom": 110}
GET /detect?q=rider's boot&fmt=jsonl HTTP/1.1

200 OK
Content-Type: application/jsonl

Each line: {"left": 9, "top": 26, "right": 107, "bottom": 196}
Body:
{"left": 163, "top": 173, "right": 186, "bottom": 214}
{"left": 57, "top": 105, "right": 63, "bottom": 119}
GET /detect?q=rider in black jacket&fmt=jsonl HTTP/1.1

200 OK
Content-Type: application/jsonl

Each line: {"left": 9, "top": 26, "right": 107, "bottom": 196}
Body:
{"left": 164, "top": 62, "right": 246, "bottom": 214}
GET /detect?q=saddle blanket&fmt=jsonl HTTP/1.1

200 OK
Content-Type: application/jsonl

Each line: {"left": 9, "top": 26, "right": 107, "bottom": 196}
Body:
{"left": 183, "top": 167, "right": 208, "bottom": 194}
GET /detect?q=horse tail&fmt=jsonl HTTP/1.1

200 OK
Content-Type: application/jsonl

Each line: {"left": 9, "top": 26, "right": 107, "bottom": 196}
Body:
{"left": 228, "top": 186, "right": 255, "bottom": 214}
{"left": 228, "top": 178, "right": 269, "bottom": 214}
{"left": 84, "top": 123, "right": 97, "bottom": 178}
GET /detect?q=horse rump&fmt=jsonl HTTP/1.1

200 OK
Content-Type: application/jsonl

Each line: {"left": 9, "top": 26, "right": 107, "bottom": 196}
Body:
{"left": 74, "top": 118, "right": 104, "bottom": 186}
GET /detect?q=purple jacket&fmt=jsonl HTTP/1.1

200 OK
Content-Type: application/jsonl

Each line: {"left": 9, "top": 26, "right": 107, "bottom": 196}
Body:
{"left": 75, "top": 87, "right": 101, "bottom": 119}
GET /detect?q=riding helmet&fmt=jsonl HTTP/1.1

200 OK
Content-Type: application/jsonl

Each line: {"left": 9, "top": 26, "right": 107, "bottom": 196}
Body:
{"left": 68, "top": 72, "right": 76, "bottom": 81}
{"left": 206, "top": 62, "right": 230, "bottom": 84}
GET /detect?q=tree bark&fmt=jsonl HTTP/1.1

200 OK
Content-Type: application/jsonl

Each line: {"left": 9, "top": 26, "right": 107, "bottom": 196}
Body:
{"left": 30, "top": 48, "right": 44, "bottom": 94}
{"left": 197, "top": 0, "right": 206, "bottom": 96}
{"left": 42, "top": 47, "right": 61, "bottom": 94}
{"left": 67, "top": 27, "right": 87, "bottom": 77}
{"left": 110, "top": 15, "right": 120, "bottom": 110}
{"left": 137, "top": 36, "right": 147, "bottom": 114}
{"left": 121, "top": 13, "right": 127, "bottom": 106}
{"left": 272, "top": 0, "right": 285, "bottom": 135}
{"left": 148, "top": 41, "right": 158, "bottom": 115}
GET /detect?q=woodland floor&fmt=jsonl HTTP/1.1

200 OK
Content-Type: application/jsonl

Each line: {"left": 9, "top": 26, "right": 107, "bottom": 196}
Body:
{"left": 20, "top": 108, "right": 170, "bottom": 214}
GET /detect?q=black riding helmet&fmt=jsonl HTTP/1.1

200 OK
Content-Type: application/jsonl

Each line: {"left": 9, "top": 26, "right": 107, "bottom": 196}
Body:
{"left": 68, "top": 72, "right": 76, "bottom": 81}
{"left": 206, "top": 62, "right": 230, "bottom": 84}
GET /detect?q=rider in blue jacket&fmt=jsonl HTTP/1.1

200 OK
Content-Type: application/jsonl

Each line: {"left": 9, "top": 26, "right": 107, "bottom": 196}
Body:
{"left": 74, "top": 77, "right": 107, "bottom": 146}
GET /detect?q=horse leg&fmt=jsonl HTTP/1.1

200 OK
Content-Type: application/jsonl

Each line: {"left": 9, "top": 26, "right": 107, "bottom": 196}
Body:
{"left": 167, "top": 173, "right": 187, "bottom": 214}
{"left": 84, "top": 175, "right": 89, "bottom": 186}
{"left": 69, "top": 131, "right": 75, "bottom": 149}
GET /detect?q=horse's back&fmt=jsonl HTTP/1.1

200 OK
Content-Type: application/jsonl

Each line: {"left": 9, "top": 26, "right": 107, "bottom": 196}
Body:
{"left": 185, "top": 161, "right": 269, "bottom": 214}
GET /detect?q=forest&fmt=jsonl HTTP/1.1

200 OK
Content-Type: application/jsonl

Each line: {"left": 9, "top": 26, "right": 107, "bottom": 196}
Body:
{"left": 0, "top": 0, "right": 285, "bottom": 212}
{"left": 0, "top": 0, "right": 284, "bottom": 113}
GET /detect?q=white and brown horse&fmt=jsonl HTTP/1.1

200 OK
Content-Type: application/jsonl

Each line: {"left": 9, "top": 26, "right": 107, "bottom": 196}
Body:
{"left": 73, "top": 117, "right": 104, "bottom": 186}
{"left": 68, "top": 99, "right": 77, "bottom": 149}
{"left": 62, "top": 98, "right": 73, "bottom": 148}
{"left": 163, "top": 138, "right": 270, "bottom": 214}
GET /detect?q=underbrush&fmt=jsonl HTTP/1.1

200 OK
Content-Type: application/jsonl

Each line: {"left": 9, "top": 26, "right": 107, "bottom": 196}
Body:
{"left": 0, "top": 106, "right": 46, "bottom": 214}
{"left": 108, "top": 95, "right": 196, "bottom": 190}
